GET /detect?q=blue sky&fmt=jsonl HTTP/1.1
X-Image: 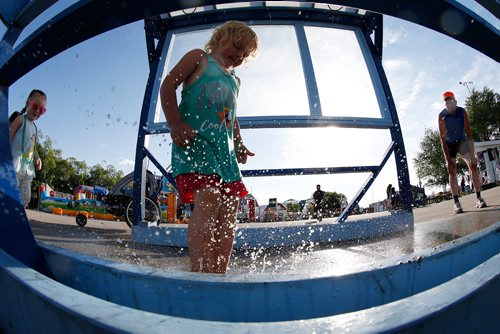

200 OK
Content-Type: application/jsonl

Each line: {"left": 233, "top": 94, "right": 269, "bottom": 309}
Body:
{"left": 2, "top": 1, "right": 499, "bottom": 207}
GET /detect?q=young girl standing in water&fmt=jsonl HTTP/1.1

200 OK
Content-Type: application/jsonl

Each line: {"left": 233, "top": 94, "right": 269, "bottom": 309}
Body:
{"left": 160, "top": 21, "right": 258, "bottom": 273}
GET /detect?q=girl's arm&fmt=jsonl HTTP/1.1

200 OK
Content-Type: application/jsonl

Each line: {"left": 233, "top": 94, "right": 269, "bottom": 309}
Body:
{"left": 160, "top": 49, "right": 204, "bottom": 147}
{"left": 234, "top": 118, "right": 255, "bottom": 164}
{"left": 232, "top": 76, "right": 254, "bottom": 164}
{"left": 9, "top": 115, "right": 23, "bottom": 144}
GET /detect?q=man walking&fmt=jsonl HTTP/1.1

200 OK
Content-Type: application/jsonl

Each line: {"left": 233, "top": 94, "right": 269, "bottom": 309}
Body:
{"left": 438, "top": 91, "right": 486, "bottom": 214}
{"left": 313, "top": 184, "right": 325, "bottom": 221}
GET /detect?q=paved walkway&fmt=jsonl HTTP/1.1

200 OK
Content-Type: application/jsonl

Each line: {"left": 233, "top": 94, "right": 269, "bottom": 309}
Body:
{"left": 27, "top": 186, "right": 500, "bottom": 275}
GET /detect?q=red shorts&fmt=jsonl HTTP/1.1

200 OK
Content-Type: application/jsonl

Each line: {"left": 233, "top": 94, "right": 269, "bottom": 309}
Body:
{"left": 175, "top": 173, "right": 248, "bottom": 204}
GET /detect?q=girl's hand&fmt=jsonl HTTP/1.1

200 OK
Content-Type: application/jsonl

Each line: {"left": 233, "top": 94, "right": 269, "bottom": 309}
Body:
{"left": 35, "top": 158, "right": 42, "bottom": 170}
{"left": 235, "top": 142, "right": 255, "bottom": 164}
{"left": 170, "top": 121, "right": 197, "bottom": 147}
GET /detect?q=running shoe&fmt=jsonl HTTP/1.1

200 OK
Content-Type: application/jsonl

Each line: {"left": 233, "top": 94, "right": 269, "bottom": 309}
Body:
{"left": 476, "top": 197, "right": 487, "bottom": 208}
{"left": 454, "top": 202, "right": 463, "bottom": 214}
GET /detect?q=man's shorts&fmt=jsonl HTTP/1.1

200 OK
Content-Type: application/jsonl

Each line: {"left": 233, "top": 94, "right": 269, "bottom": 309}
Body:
{"left": 447, "top": 141, "right": 470, "bottom": 159}
{"left": 175, "top": 173, "right": 248, "bottom": 204}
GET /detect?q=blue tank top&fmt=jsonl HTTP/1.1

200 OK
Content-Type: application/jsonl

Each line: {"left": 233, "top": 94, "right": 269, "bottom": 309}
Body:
{"left": 171, "top": 53, "right": 242, "bottom": 183}
{"left": 439, "top": 106, "right": 466, "bottom": 143}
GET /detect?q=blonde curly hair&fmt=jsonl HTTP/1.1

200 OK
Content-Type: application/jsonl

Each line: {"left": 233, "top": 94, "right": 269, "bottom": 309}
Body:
{"left": 205, "top": 21, "right": 258, "bottom": 60}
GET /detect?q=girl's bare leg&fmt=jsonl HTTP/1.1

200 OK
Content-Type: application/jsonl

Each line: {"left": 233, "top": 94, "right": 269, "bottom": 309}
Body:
{"left": 189, "top": 187, "right": 220, "bottom": 273}
{"left": 213, "top": 194, "right": 239, "bottom": 273}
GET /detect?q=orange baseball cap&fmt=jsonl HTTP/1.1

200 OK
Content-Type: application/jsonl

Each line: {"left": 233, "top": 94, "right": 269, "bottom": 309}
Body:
{"left": 443, "top": 91, "right": 455, "bottom": 100}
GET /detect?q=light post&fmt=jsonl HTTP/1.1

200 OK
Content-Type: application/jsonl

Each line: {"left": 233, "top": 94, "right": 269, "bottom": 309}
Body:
{"left": 459, "top": 81, "right": 473, "bottom": 95}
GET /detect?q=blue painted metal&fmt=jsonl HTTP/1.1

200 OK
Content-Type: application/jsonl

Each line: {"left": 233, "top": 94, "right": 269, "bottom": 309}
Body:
{"left": 2, "top": 245, "right": 499, "bottom": 333}
{"left": 241, "top": 165, "right": 379, "bottom": 177}
{"left": 0, "top": 1, "right": 498, "bottom": 86}
{"left": 0, "top": 0, "right": 57, "bottom": 68}
{"left": 295, "top": 23, "right": 322, "bottom": 116}
{"left": 0, "top": 0, "right": 57, "bottom": 28}
{"left": 0, "top": 1, "right": 497, "bottom": 330}
{"left": 475, "top": 0, "right": 500, "bottom": 18}
{"left": 0, "top": 1, "right": 31, "bottom": 26}
{"left": 132, "top": 33, "right": 169, "bottom": 226}
{"left": 359, "top": 24, "right": 413, "bottom": 212}
{"left": 146, "top": 116, "right": 394, "bottom": 133}
{"left": 38, "top": 223, "right": 499, "bottom": 322}
{"left": 0, "top": 0, "right": 500, "bottom": 85}
{"left": 338, "top": 141, "right": 396, "bottom": 222}
{"left": 138, "top": 14, "right": 403, "bottom": 227}
{"left": 143, "top": 147, "right": 176, "bottom": 187}
{"left": 132, "top": 210, "right": 413, "bottom": 248}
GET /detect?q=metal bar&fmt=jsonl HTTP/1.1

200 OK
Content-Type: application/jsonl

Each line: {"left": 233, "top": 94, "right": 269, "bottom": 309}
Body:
{"left": 0, "top": 26, "right": 22, "bottom": 67}
{"left": 1, "top": 0, "right": 498, "bottom": 86}
{"left": 354, "top": 26, "right": 390, "bottom": 119}
{"left": 360, "top": 28, "right": 413, "bottom": 213}
{"left": 145, "top": 116, "right": 393, "bottom": 134}
{"left": 241, "top": 165, "right": 379, "bottom": 177}
{"left": 0, "top": 0, "right": 29, "bottom": 26}
{"left": 143, "top": 148, "right": 176, "bottom": 187}
{"left": 337, "top": 141, "right": 395, "bottom": 223}
{"left": 475, "top": 0, "right": 500, "bottom": 18}
{"left": 132, "top": 35, "right": 167, "bottom": 226}
{"left": 14, "top": 0, "right": 58, "bottom": 28}
{"left": 363, "top": 13, "right": 383, "bottom": 60}
{"left": 144, "top": 18, "right": 158, "bottom": 67}
{"left": 294, "top": 23, "right": 322, "bottom": 116}
{"left": 146, "top": 31, "right": 173, "bottom": 126}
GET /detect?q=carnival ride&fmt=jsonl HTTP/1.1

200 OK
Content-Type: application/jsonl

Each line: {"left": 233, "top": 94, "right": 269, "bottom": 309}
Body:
{"left": 38, "top": 172, "right": 174, "bottom": 227}
{"left": 1, "top": 1, "right": 499, "bottom": 332}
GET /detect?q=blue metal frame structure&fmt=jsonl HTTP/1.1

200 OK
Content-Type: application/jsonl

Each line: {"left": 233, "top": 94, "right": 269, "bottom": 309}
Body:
{"left": 134, "top": 6, "right": 409, "bottom": 225}
{"left": 0, "top": 0, "right": 498, "bottom": 265}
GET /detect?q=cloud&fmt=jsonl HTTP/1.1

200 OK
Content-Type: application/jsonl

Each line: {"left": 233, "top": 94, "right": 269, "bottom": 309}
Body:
{"left": 383, "top": 27, "right": 407, "bottom": 47}
{"left": 383, "top": 59, "right": 411, "bottom": 72}
{"left": 119, "top": 158, "right": 134, "bottom": 166}
{"left": 461, "top": 55, "right": 500, "bottom": 90}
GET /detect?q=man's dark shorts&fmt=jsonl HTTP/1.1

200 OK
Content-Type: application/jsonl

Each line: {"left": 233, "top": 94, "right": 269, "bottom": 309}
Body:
{"left": 447, "top": 141, "right": 470, "bottom": 159}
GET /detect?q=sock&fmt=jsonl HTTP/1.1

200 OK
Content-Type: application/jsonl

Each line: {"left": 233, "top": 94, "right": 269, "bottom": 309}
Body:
{"left": 476, "top": 192, "right": 481, "bottom": 199}
{"left": 453, "top": 195, "right": 459, "bottom": 203}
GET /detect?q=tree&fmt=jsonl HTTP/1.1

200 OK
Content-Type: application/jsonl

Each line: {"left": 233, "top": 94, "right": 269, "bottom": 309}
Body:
{"left": 414, "top": 128, "right": 467, "bottom": 189}
{"left": 323, "top": 191, "right": 344, "bottom": 215}
{"left": 33, "top": 135, "right": 124, "bottom": 195}
{"left": 286, "top": 201, "right": 300, "bottom": 213}
{"left": 86, "top": 164, "right": 123, "bottom": 189}
{"left": 465, "top": 87, "right": 500, "bottom": 141}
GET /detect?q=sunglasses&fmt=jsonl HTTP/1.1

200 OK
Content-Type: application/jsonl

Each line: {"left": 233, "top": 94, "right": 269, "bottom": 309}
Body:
{"left": 30, "top": 101, "right": 47, "bottom": 115}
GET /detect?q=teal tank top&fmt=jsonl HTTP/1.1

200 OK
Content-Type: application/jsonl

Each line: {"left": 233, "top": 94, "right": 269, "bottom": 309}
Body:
{"left": 172, "top": 53, "right": 242, "bottom": 183}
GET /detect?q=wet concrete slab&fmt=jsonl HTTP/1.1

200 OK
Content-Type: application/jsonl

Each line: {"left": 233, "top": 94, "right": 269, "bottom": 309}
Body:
{"left": 27, "top": 186, "right": 500, "bottom": 276}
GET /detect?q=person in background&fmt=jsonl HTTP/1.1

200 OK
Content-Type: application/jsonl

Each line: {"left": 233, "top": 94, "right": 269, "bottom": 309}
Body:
{"left": 313, "top": 184, "right": 325, "bottom": 220}
{"left": 9, "top": 89, "right": 47, "bottom": 208}
{"left": 438, "top": 91, "right": 486, "bottom": 214}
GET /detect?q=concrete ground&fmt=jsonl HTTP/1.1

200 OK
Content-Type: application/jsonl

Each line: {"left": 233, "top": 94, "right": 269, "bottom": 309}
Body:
{"left": 27, "top": 186, "right": 500, "bottom": 275}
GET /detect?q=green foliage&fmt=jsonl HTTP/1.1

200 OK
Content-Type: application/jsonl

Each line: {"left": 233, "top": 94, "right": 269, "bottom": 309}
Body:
{"left": 322, "top": 191, "right": 343, "bottom": 213}
{"left": 465, "top": 87, "right": 500, "bottom": 141}
{"left": 32, "top": 134, "right": 124, "bottom": 194}
{"left": 414, "top": 128, "right": 467, "bottom": 188}
{"left": 286, "top": 201, "right": 300, "bottom": 212}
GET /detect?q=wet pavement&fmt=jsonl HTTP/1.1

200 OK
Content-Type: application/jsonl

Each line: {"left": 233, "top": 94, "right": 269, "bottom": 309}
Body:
{"left": 27, "top": 186, "right": 500, "bottom": 276}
